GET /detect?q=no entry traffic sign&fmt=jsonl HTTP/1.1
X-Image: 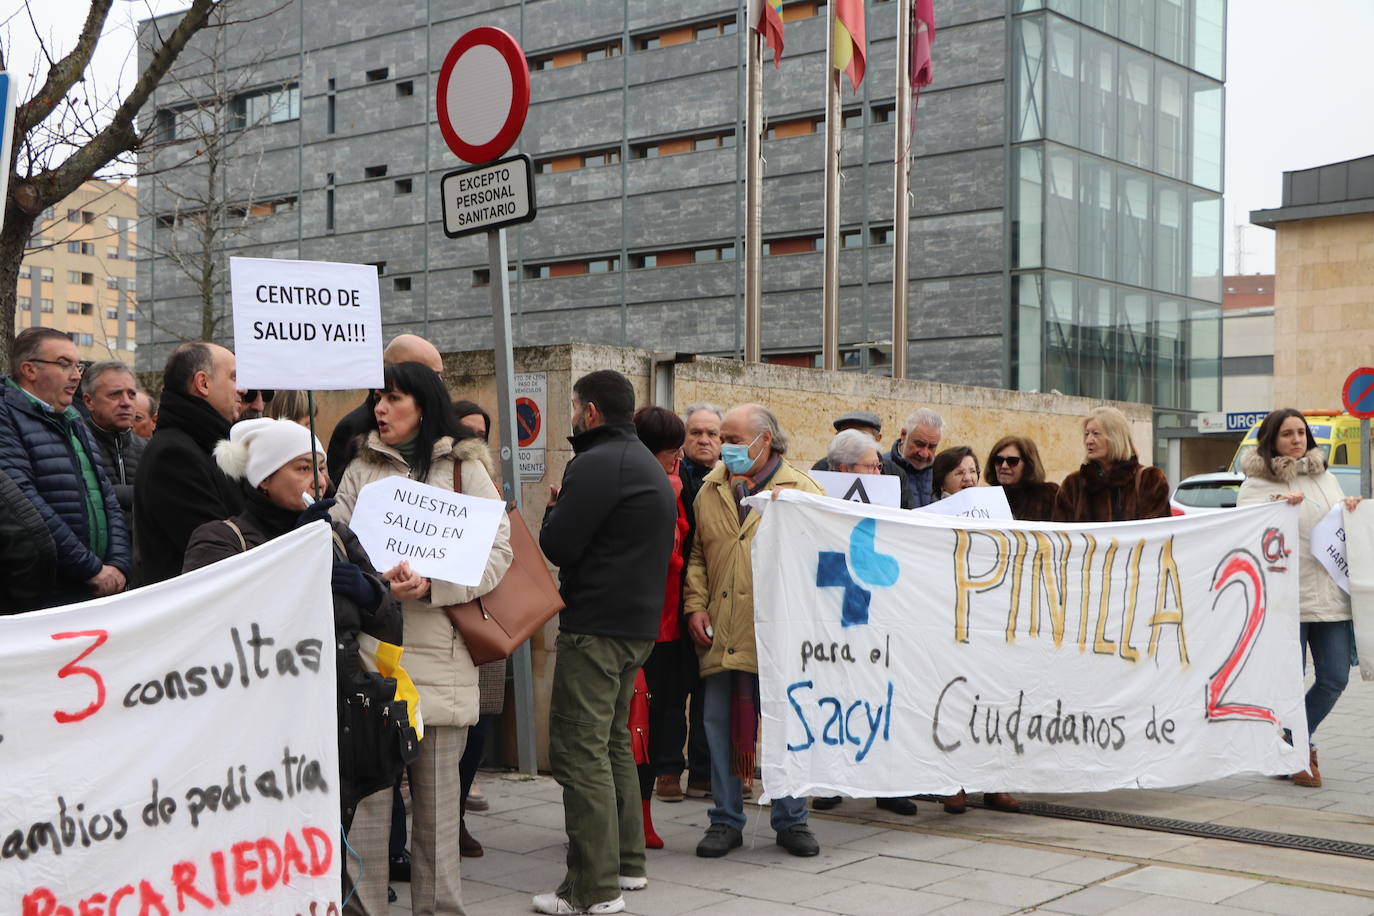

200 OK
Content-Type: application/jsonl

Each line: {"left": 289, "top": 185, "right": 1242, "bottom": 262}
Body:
{"left": 1342, "top": 367, "right": 1374, "bottom": 420}
{"left": 437, "top": 27, "right": 531, "bottom": 164}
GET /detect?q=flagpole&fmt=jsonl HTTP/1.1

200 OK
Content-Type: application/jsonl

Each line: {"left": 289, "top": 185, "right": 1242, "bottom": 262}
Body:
{"left": 821, "top": 4, "right": 842, "bottom": 372}
{"left": 745, "top": 26, "right": 764, "bottom": 363}
{"left": 891, "top": 0, "right": 912, "bottom": 380}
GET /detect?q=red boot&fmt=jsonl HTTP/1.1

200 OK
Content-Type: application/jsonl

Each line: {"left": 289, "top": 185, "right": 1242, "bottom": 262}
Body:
{"left": 642, "top": 799, "right": 663, "bottom": 849}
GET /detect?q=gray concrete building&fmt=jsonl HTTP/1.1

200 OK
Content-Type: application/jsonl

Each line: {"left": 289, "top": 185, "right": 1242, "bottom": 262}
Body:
{"left": 137, "top": 0, "right": 1225, "bottom": 409}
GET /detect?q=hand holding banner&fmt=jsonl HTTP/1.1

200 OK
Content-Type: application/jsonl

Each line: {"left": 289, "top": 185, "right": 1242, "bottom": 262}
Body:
{"left": 349, "top": 476, "right": 506, "bottom": 586}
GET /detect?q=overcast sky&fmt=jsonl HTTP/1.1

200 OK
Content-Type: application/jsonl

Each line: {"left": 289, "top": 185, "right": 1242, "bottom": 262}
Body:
{"left": 7, "top": 0, "right": 1373, "bottom": 277}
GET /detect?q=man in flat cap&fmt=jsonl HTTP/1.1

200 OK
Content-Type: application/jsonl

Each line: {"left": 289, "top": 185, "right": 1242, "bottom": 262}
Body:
{"left": 812, "top": 411, "right": 912, "bottom": 508}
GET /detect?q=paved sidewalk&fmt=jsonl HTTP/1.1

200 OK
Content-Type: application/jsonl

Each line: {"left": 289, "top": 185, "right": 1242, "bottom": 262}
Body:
{"left": 389, "top": 676, "right": 1374, "bottom": 914}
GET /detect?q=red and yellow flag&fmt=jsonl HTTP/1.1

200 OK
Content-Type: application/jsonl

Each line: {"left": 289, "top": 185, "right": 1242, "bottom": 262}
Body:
{"left": 749, "top": 0, "right": 786, "bottom": 67}
{"left": 832, "top": 0, "right": 867, "bottom": 90}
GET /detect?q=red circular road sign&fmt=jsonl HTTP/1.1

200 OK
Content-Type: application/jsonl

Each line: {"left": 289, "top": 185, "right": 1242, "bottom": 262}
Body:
{"left": 436, "top": 27, "right": 530, "bottom": 164}
{"left": 516, "top": 397, "right": 541, "bottom": 447}
{"left": 1342, "top": 367, "right": 1374, "bottom": 420}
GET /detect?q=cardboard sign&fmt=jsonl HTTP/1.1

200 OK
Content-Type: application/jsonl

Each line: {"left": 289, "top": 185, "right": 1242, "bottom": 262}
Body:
{"left": 747, "top": 491, "right": 1308, "bottom": 797}
{"left": 915, "top": 485, "right": 1014, "bottom": 520}
{"left": 1311, "top": 503, "right": 1350, "bottom": 594}
{"left": 349, "top": 476, "right": 506, "bottom": 585}
{"left": 0, "top": 524, "right": 340, "bottom": 913}
{"left": 230, "top": 257, "right": 383, "bottom": 390}
{"left": 811, "top": 470, "right": 902, "bottom": 508}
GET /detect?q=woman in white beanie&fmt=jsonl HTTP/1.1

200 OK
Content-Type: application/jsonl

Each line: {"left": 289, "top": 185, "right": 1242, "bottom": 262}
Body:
{"left": 183, "top": 417, "right": 409, "bottom": 907}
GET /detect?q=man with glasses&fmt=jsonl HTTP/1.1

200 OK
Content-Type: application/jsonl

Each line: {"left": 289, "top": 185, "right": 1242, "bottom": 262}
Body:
{"left": 887, "top": 407, "right": 945, "bottom": 508}
{"left": 0, "top": 328, "right": 130, "bottom": 606}
{"left": 811, "top": 410, "right": 913, "bottom": 508}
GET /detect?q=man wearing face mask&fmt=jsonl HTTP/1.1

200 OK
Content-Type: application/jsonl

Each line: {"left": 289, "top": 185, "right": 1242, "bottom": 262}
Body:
{"left": 684, "top": 404, "right": 825, "bottom": 860}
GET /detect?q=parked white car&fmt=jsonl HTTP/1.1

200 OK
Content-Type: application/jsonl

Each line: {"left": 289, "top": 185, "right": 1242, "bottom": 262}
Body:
{"left": 1170, "top": 472, "right": 1244, "bottom": 516}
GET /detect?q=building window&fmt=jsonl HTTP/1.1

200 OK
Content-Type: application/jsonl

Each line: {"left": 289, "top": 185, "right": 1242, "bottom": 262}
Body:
{"left": 870, "top": 226, "right": 894, "bottom": 245}
{"left": 525, "top": 265, "right": 550, "bottom": 280}
{"left": 473, "top": 269, "right": 491, "bottom": 286}
{"left": 635, "top": 35, "right": 661, "bottom": 51}
{"left": 17, "top": 264, "right": 29, "bottom": 279}
{"left": 106, "top": 216, "right": 120, "bottom": 230}
{"left": 528, "top": 40, "right": 622, "bottom": 71}
{"left": 396, "top": 80, "right": 414, "bottom": 97}
{"left": 325, "top": 173, "right": 335, "bottom": 232}
{"left": 368, "top": 261, "right": 386, "bottom": 276}
{"left": 765, "top": 236, "right": 819, "bottom": 255}
{"left": 40, "top": 267, "right": 53, "bottom": 282}
{"left": 840, "top": 229, "right": 863, "bottom": 248}
{"left": 67, "top": 301, "right": 81, "bottom": 314}
{"left": 107, "top": 247, "right": 119, "bottom": 259}
{"left": 842, "top": 108, "right": 865, "bottom": 129}
{"left": 366, "top": 67, "right": 389, "bottom": 82}
{"left": 106, "top": 276, "right": 120, "bottom": 290}
{"left": 393, "top": 277, "right": 412, "bottom": 292}
{"left": 230, "top": 84, "right": 301, "bottom": 130}
{"left": 765, "top": 116, "right": 821, "bottom": 139}
{"left": 107, "top": 308, "right": 119, "bottom": 320}
{"left": 365, "top": 164, "right": 388, "bottom": 179}
{"left": 41, "top": 299, "right": 54, "bottom": 313}
{"left": 394, "top": 178, "right": 413, "bottom": 194}
{"left": 67, "top": 270, "right": 81, "bottom": 284}
{"left": 67, "top": 209, "right": 80, "bottom": 222}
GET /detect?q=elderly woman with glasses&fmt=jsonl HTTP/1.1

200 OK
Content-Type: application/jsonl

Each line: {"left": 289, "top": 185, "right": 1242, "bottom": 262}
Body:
{"left": 983, "top": 435, "right": 1059, "bottom": 522}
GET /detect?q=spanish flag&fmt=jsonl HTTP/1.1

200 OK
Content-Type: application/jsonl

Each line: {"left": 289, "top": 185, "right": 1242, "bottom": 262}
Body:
{"left": 749, "top": 0, "right": 786, "bottom": 67}
{"left": 832, "top": 0, "right": 867, "bottom": 90}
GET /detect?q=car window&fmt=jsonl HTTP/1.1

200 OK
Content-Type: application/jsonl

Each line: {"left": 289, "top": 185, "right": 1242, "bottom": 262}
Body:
{"left": 1175, "top": 483, "right": 1240, "bottom": 508}
{"left": 1333, "top": 444, "right": 1348, "bottom": 464}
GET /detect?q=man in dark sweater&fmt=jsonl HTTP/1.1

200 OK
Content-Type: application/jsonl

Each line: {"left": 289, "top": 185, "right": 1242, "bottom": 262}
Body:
{"left": 133, "top": 342, "right": 245, "bottom": 585}
{"left": 81, "top": 360, "right": 145, "bottom": 527}
{"left": 536, "top": 370, "right": 676, "bottom": 916}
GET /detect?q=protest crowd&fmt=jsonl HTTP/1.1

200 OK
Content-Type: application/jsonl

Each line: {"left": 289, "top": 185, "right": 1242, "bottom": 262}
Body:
{"left": 0, "top": 325, "right": 1364, "bottom": 915}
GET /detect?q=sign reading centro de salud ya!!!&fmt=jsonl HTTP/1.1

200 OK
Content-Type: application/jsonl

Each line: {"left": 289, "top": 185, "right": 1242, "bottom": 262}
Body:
{"left": 745, "top": 491, "right": 1309, "bottom": 798}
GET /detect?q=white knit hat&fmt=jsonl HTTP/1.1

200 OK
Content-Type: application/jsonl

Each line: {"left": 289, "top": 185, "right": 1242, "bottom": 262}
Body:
{"left": 214, "top": 418, "right": 326, "bottom": 488}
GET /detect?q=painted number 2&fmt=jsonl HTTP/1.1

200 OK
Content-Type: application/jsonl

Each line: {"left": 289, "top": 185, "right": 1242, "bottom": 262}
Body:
{"left": 51, "top": 630, "right": 110, "bottom": 724}
{"left": 1205, "top": 550, "right": 1277, "bottom": 724}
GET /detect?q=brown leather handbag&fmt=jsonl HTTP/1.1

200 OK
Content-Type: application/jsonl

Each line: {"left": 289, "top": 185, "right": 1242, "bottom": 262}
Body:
{"left": 443, "top": 458, "right": 565, "bottom": 666}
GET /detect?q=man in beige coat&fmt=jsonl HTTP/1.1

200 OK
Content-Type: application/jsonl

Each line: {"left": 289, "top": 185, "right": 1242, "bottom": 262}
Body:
{"left": 683, "top": 404, "right": 825, "bottom": 859}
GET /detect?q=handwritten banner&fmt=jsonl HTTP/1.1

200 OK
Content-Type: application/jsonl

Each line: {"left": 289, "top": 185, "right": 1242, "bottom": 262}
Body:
{"left": 0, "top": 523, "right": 339, "bottom": 914}
{"left": 811, "top": 471, "right": 902, "bottom": 508}
{"left": 748, "top": 492, "right": 1309, "bottom": 798}
{"left": 349, "top": 476, "right": 506, "bottom": 585}
{"left": 230, "top": 256, "right": 383, "bottom": 390}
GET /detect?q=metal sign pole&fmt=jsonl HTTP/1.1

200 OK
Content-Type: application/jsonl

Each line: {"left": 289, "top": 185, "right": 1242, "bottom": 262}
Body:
{"left": 1362, "top": 418, "right": 1371, "bottom": 500}
{"left": 488, "top": 226, "right": 537, "bottom": 775}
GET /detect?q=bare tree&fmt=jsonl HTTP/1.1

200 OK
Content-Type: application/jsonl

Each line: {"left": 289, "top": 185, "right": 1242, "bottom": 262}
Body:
{"left": 135, "top": 1, "right": 289, "bottom": 344}
{"left": 0, "top": 0, "right": 217, "bottom": 373}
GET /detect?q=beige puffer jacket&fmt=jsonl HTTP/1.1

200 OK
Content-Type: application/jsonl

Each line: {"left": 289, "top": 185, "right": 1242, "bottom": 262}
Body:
{"left": 1238, "top": 447, "right": 1350, "bottom": 623}
{"left": 332, "top": 433, "right": 513, "bottom": 728}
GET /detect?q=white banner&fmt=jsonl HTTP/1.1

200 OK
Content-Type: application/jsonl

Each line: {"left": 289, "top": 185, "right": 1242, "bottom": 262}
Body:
{"left": 0, "top": 524, "right": 340, "bottom": 913}
{"left": 915, "top": 486, "right": 1014, "bottom": 520}
{"left": 811, "top": 470, "right": 902, "bottom": 508}
{"left": 230, "top": 257, "right": 383, "bottom": 390}
{"left": 349, "top": 476, "right": 506, "bottom": 585}
{"left": 749, "top": 492, "right": 1309, "bottom": 798}
{"left": 1344, "top": 503, "right": 1374, "bottom": 682}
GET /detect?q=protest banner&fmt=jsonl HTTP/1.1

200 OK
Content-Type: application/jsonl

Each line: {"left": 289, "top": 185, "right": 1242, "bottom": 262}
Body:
{"left": 1343, "top": 504, "right": 1374, "bottom": 682}
{"left": 0, "top": 524, "right": 340, "bottom": 914}
{"left": 230, "top": 257, "right": 384, "bottom": 390}
{"left": 811, "top": 470, "right": 902, "bottom": 508}
{"left": 349, "top": 476, "right": 506, "bottom": 585}
{"left": 1310, "top": 503, "right": 1350, "bottom": 594}
{"left": 747, "top": 491, "right": 1309, "bottom": 798}
{"left": 915, "top": 485, "right": 1013, "bottom": 520}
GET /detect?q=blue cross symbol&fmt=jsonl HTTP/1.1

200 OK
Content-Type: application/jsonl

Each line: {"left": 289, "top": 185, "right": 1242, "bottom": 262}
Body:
{"left": 816, "top": 518, "right": 900, "bottom": 627}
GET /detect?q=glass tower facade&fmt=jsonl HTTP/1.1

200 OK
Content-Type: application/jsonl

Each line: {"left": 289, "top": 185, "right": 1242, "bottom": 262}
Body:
{"left": 1010, "top": 0, "right": 1225, "bottom": 411}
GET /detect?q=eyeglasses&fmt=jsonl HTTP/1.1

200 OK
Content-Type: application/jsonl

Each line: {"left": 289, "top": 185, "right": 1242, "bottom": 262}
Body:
{"left": 854, "top": 461, "right": 883, "bottom": 472}
{"left": 242, "top": 389, "right": 275, "bottom": 404}
{"left": 993, "top": 455, "right": 1023, "bottom": 468}
{"left": 27, "top": 357, "right": 82, "bottom": 374}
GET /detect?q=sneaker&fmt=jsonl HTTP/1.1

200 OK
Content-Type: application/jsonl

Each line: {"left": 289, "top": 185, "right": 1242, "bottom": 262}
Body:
{"left": 466, "top": 785, "right": 489, "bottom": 812}
{"left": 811, "top": 795, "right": 842, "bottom": 810}
{"left": 654, "top": 773, "right": 683, "bottom": 802}
{"left": 618, "top": 875, "right": 647, "bottom": 891}
{"left": 531, "top": 892, "right": 626, "bottom": 914}
{"left": 775, "top": 823, "right": 820, "bottom": 857}
{"left": 695, "top": 823, "right": 743, "bottom": 858}
{"left": 684, "top": 779, "right": 711, "bottom": 798}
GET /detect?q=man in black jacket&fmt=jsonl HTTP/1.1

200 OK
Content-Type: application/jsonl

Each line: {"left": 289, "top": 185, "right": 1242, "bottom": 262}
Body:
{"left": 0, "top": 467, "right": 56, "bottom": 613}
{"left": 81, "top": 360, "right": 145, "bottom": 527}
{"left": 535, "top": 370, "right": 675, "bottom": 916}
{"left": 0, "top": 328, "right": 130, "bottom": 607}
{"left": 133, "top": 342, "right": 245, "bottom": 585}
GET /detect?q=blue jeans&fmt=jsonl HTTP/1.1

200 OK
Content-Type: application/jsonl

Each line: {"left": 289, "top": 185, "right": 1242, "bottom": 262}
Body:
{"left": 1301, "top": 620, "right": 1353, "bottom": 740}
{"left": 701, "top": 671, "right": 808, "bottom": 832}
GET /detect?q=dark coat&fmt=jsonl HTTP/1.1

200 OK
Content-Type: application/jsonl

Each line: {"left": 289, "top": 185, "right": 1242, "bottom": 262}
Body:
{"left": 1053, "top": 458, "right": 1170, "bottom": 523}
{"left": 1005, "top": 481, "right": 1061, "bottom": 522}
{"left": 0, "top": 379, "right": 130, "bottom": 604}
{"left": 84, "top": 418, "right": 145, "bottom": 522}
{"left": 326, "top": 396, "right": 375, "bottom": 483}
{"left": 0, "top": 467, "right": 57, "bottom": 613}
{"left": 133, "top": 389, "right": 243, "bottom": 585}
{"left": 812, "top": 454, "right": 915, "bottom": 509}
{"left": 887, "top": 440, "right": 934, "bottom": 508}
{"left": 541, "top": 422, "right": 677, "bottom": 642}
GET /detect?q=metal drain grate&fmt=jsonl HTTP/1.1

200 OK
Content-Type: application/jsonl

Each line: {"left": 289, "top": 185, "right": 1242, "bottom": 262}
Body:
{"left": 915, "top": 796, "right": 1374, "bottom": 861}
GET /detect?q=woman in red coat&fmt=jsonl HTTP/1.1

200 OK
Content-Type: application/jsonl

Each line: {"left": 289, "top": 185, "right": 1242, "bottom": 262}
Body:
{"left": 1054, "top": 406, "right": 1169, "bottom": 522}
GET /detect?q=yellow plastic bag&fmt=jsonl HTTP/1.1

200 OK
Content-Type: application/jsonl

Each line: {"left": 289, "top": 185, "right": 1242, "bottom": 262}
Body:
{"left": 357, "top": 633, "right": 424, "bottom": 739}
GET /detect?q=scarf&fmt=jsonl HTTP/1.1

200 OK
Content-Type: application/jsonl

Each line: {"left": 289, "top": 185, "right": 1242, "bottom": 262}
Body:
{"left": 730, "top": 672, "right": 761, "bottom": 784}
{"left": 729, "top": 453, "right": 782, "bottom": 525}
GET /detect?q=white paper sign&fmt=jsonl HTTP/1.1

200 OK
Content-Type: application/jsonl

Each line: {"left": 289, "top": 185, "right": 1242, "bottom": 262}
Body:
{"left": 750, "top": 492, "right": 1308, "bottom": 798}
{"left": 811, "top": 470, "right": 902, "bottom": 508}
{"left": 1343, "top": 503, "right": 1374, "bottom": 682}
{"left": 231, "top": 256, "right": 384, "bottom": 390}
{"left": 350, "top": 476, "right": 506, "bottom": 585}
{"left": 0, "top": 524, "right": 340, "bottom": 913}
{"left": 915, "top": 485, "right": 1014, "bottom": 520}
{"left": 1311, "top": 503, "right": 1350, "bottom": 594}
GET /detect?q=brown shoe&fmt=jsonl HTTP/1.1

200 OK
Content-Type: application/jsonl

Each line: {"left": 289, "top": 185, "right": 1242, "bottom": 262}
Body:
{"left": 685, "top": 779, "right": 711, "bottom": 798}
{"left": 984, "top": 792, "right": 1021, "bottom": 812}
{"left": 655, "top": 773, "right": 683, "bottom": 802}
{"left": 1293, "top": 747, "right": 1322, "bottom": 788}
{"left": 459, "top": 818, "right": 483, "bottom": 858}
{"left": 943, "top": 790, "right": 967, "bottom": 814}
